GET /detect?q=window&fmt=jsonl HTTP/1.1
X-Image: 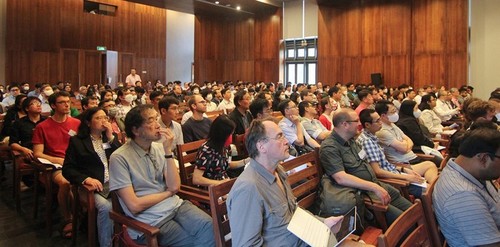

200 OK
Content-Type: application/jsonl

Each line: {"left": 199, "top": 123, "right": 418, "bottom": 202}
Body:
{"left": 284, "top": 38, "right": 317, "bottom": 85}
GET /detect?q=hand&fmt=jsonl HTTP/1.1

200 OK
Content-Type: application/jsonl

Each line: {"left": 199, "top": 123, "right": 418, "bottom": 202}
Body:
{"left": 373, "top": 185, "right": 391, "bottom": 205}
{"left": 22, "top": 147, "right": 34, "bottom": 159}
{"left": 54, "top": 157, "right": 65, "bottom": 166}
{"left": 102, "top": 121, "right": 113, "bottom": 139}
{"left": 434, "top": 142, "right": 439, "bottom": 149}
{"left": 289, "top": 114, "right": 301, "bottom": 124}
{"left": 160, "top": 128, "right": 175, "bottom": 152}
{"left": 324, "top": 216, "right": 344, "bottom": 234}
{"left": 404, "top": 169, "right": 425, "bottom": 183}
{"left": 84, "top": 178, "right": 103, "bottom": 191}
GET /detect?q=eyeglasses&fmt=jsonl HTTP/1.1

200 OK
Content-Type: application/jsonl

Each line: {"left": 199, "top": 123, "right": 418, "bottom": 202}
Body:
{"left": 489, "top": 153, "right": 500, "bottom": 159}
{"left": 286, "top": 106, "right": 298, "bottom": 110}
{"left": 10, "top": 88, "right": 20, "bottom": 92}
{"left": 372, "top": 118, "right": 381, "bottom": 123}
{"left": 29, "top": 101, "right": 42, "bottom": 106}
{"left": 56, "top": 100, "right": 71, "bottom": 105}
{"left": 345, "top": 119, "right": 359, "bottom": 124}
{"left": 265, "top": 133, "right": 286, "bottom": 141}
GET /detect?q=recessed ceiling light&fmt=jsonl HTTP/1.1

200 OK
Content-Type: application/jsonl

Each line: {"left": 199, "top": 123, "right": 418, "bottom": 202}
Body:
{"left": 215, "top": 1, "right": 219, "bottom": 4}
{"left": 236, "top": 6, "right": 241, "bottom": 10}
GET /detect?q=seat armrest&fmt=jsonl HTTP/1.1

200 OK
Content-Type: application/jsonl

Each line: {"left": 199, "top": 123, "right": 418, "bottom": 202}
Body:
{"left": 415, "top": 153, "right": 435, "bottom": 160}
{"left": 378, "top": 178, "right": 410, "bottom": 187}
{"left": 109, "top": 211, "right": 160, "bottom": 237}
{"left": 178, "top": 185, "right": 210, "bottom": 203}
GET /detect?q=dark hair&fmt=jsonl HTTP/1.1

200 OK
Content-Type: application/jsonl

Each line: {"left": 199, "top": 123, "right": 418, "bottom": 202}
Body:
{"left": 320, "top": 97, "right": 329, "bottom": 110}
{"left": 221, "top": 88, "right": 230, "bottom": 97}
{"left": 465, "top": 100, "right": 495, "bottom": 122}
{"left": 124, "top": 104, "right": 154, "bottom": 139}
{"left": 374, "top": 100, "right": 393, "bottom": 116}
{"left": 77, "top": 107, "right": 105, "bottom": 138}
{"left": 22, "top": 96, "right": 41, "bottom": 113}
{"left": 48, "top": 91, "right": 70, "bottom": 106}
{"left": 298, "top": 101, "right": 312, "bottom": 117}
{"left": 359, "top": 108, "right": 376, "bottom": 128}
{"left": 158, "top": 96, "right": 180, "bottom": 111}
{"left": 462, "top": 97, "right": 481, "bottom": 121}
{"left": 233, "top": 90, "right": 248, "bottom": 108}
{"left": 358, "top": 89, "right": 371, "bottom": 101}
{"left": 98, "top": 99, "right": 114, "bottom": 107}
{"left": 149, "top": 91, "right": 163, "bottom": 101}
{"left": 13, "top": 94, "right": 27, "bottom": 113}
{"left": 249, "top": 98, "right": 270, "bottom": 119}
{"left": 299, "top": 89, "right": 310, "bottom": 100}
{"left": 206, "top": 115, "right": 236, "bottom": 153}
{"left": 135, "top": 86, "right": 145, "bottom": 94}
{"left": 459, "top": 128, "right": 500, "bottom": 158}
{"left": 419, "top": 94, "right": 435, "bottom": 111}
{"left": 400, "top": 100, "right": 417, "bottom": 118}
{"left": 82, "top": 96, "right": 98, "bottom": 108}
{"left": 278, "top": 99, "right": 292, "bottom": 116}
{"left": 100, "top": 89, "right": 113, "bottom": 100}
{"left": 328, "top": 86, "right": 340, "bottom": 97}
{"left": 245, "top": 119, "right": 271, "bottom": 158}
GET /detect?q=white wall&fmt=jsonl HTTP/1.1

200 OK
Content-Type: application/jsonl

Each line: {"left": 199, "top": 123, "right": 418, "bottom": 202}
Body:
{"left": 166, "top": 10, "right": 194, "bottom": 83}
{"left": 0, "top": 0, "right": 6, "bottom": 85}
{"left": 470, "top": 0, "right": 500, "bottom": 100}
{"left": 283, "top": 0, "right": 318, "bottom": 39}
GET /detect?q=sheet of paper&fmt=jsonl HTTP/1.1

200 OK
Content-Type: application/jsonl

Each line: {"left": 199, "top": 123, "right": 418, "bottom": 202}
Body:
{"left": 287, "top": 207, "right": 333, "bottom": 247}
{"left": 37, "top": 157, "right": 62, "bottom": 169}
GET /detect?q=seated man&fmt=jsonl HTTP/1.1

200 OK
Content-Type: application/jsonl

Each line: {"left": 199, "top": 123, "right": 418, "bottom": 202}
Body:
{"left": 433, "top": 127, "right": 500, "bottom": 247}
{"left": 109, "top": 104, "right": 214, "bottom": 246}
{"left": 278, "top": 99, "right": 320, "bottom": 154}
{"left": 228, "top": 90, "right": 253, "bottom": 135}
{"left": 357, "top": 109, "right": 437, "bottom": 198}
{"left": 299, "top": 101, "right": 332, "bottom": 143}
{"left": 158, "top": 97, "right": 184, "bottom": 154}
{"left": 319, "top": 109, "right": 412, "bottom": 225}
{"left": 227, "top": 119, "right": 343, "bottom": 246}
{"left": 181, "top": 95, "right": 212, "bottom": 143}
{"left": 32, "top": 91, "right": 81, "bottom": 238}
{"left": 375, "top": 100, "right": 441, "bottom": 168}
{"left": 216, "top": 88, "right": 235, "bottom": 114}
{"left": 249, "top": 98, "right": 272, "bottom": 120}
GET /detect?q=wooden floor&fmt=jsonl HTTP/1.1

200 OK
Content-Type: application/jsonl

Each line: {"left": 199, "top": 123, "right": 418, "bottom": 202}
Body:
{"left": 0, "top": 161, "right": 88, "bottom": 247}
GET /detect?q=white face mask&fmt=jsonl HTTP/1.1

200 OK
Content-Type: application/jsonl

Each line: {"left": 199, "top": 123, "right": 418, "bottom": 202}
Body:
{"left": 388, "top": 113, "right": 399, "bottom": 123}
{"left": 132, "top": 95, "right": 138, "bottom": 101}
{"left": 496, "top": 112, "right": 500, "bottom": 121}
{"left": 413, "top": 110, "right": 422, "bottom": 119}
{"left": 279, "top": 95, "right": 286, "bottom": 100}
{"left": 206, "top": 94, "right": 213, "bottom": 101}
{"left": 23, "top": 86, "right": 30, "bottom": 91}
{"left": 383, "top": 89, "right": 388, "bottom": 93}
{"left": 44, "top": 89, "right": 54, "bottom": 97}
{"left": 124, "top": 94, "right": 134, "bottom": 103}
{"left": 112, "top": 94, "right": 118, "bottom": 101}
{"left": 108, "top": 107, "right": 118, "bottom": 118}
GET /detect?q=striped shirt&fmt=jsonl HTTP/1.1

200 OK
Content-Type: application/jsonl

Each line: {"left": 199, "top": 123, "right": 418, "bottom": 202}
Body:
{"left": 433, "top": 159, "right": 500, "bottom": 247}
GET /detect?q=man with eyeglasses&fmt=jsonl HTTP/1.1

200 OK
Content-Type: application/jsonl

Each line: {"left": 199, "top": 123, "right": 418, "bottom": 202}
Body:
{"left": 434, "top": 89, "right": 460, "bottom": 122}
{"left": 318, "top": 108, "right": 412, "bottom": 226}
{"left": 109, "top": 104, "right": 214, "bottom": 246}
{"left": 32, "top": 91, "right": 81, "bottom": 236}
{"left": 1, "top": 83, "right": 21, "bottom": 107}
{"left": 249, "top": 98, "right": 272, "bottom": 120}
{"left": 357, "top": 109, "right": 437, "bottom": 199}
{"left": 227, "top": 119, "right": 344, "bottom": 246}
{"left": 433, "top": 127, "right": 500, "bottom": 247}
{"left": 229, "top": 90, "right": 253, "bottom": 135}
{"left": 182, "top": 95, "right": 212, "bottom": 143}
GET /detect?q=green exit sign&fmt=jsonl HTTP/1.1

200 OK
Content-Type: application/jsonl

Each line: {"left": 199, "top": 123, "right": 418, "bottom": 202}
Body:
{"left": 97, "top": 46, "right": 107, "bottom": 51}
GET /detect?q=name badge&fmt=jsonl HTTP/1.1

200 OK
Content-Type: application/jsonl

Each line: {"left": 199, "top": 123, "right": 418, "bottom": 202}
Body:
{"left": 68, "top": 129, "right": 77, "bottom": 136}
{"left": 358, "top": 149, "right": 367, "bottom": 159}
{"left": 102, "top": 143, "right": 111, "bottom": 149}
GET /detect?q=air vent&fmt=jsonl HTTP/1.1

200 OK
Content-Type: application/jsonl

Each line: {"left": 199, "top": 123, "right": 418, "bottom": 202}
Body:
{"left": 84, "top": 1, "right": 117, "bottom": 16}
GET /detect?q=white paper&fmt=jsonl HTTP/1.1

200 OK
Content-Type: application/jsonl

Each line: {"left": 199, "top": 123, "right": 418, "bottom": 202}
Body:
{"left": 287, "top": 207, "right": 333, "bottom": 247}
{"left": 37, "top": 157, "right": 62, "bottom": 169}
{"left": 441, "top": 129, "right": 457, "bottom": 136}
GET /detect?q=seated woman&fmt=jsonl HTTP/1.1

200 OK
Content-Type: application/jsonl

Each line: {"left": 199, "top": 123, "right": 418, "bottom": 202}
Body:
{"left": 1, "top": 94, "right": 27, "bottom": 141}
{"left": 397, "top": 100, "right": 443, "bottom": 165}
{"left": 192, "top": 115, "right": 249, "bottom": 187}
{"left": 62, "top": 107, "right": 121, "bottom": 247}
{"left": 418, "top": 94, "right": 455, "bottom": 135}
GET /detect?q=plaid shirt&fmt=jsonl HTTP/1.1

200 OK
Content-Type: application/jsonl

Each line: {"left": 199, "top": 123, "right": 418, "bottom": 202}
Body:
{"left": 357, "top": 129, "right": 398, "bottom": 173}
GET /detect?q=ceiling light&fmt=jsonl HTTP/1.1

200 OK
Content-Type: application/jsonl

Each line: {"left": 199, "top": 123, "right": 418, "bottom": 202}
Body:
{"left": 215, "top": 1, "right": 219, "bottom": 4}
{"left": 236, "top": 6, "right": 241, "bottom": 10}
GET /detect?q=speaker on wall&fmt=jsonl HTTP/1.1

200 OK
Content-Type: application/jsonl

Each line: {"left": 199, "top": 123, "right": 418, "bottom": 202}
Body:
{"left": 371, "top": 73, "right": 383, "bottom": 87}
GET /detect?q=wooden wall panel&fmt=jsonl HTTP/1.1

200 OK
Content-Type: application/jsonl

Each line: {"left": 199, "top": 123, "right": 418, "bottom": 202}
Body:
{"left": 62, "top": 49, "right": 80, "bottom": 88}
{"left": 6, "top": 0, "right": 166, "bottom": 86}
{"left": 195, "top": 9, "right": 281, "bottom": 83}
{"left": 318, "top": 0, "right": 468, "bottom": 90}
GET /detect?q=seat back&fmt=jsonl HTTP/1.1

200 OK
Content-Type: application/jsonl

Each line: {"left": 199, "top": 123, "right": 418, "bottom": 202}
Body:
{"left": 206, "top": 110, "right": 225, "bottom": 121}
{"left": 281, "top": 148, "right": 321, "bottom": 209}
{"left": 378, "top": 200, "right": 432, "bottom": 247}
{"left": 176, "top": 139, "right": 207, "bottom": 185}
{"left": 208, "top": 179, "right": 236, "bottom": 247}
{"left": 420, "top": 177, "right": 446, "bottom": 247}
{"left": 232, "top": 133, "right": 248, "bottom": 159}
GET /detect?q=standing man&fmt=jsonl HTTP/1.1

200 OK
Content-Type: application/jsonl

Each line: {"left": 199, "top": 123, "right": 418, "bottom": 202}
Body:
{"left": 227, "top": 119, "right": 343, "bottom": 246}
{"left": 433, "top": 128, "right": 500, "bottom": 247}
{"left": 109, "top": 104, "right": 214, "bottom": 246}
{"left": 32, "top": 91, "right": 81, "bottom": 238}
{"left": 125, "top": 68, "right": 141, "bottom": 87}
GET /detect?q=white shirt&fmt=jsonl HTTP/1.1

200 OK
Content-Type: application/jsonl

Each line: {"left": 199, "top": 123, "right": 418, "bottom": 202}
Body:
{"left": 434, "top": 99, "right": 459, "bottom": 121}
{"left": 125, "top": 74, "right": 142, "bottom": 87}
{"left": 217, "top": 99, "right": 235, "bottom": 114}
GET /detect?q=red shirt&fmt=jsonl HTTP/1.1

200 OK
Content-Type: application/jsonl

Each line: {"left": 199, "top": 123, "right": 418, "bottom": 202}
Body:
{"left": 32, "top": 117, "right": 81, "bottom": 158}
